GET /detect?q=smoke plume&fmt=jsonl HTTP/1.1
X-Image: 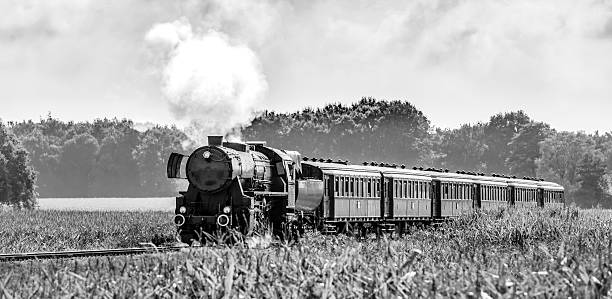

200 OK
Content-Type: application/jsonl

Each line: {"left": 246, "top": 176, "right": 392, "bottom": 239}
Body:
{"left": 145, "top": 18, "right": 267, "bottom": 143}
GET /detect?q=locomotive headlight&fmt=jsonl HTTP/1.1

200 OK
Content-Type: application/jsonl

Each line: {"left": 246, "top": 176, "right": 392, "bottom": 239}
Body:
{"left": 202, "top": 151, "right": 211, "bottom": 159}
{"left": 222, "top": 206, "right": 231, "bottom": 214}
{"left": 179, "top": 206, "right": 187, "bottom": 214}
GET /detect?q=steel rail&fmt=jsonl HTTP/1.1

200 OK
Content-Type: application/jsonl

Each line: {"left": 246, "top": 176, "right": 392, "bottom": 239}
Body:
{"left": 0, "top": 246, "right": 185, "bottom": 262}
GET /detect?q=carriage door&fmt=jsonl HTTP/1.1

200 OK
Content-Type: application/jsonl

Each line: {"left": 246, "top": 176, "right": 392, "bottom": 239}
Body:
{"left": 508, "top": 186, "right": 516, "bottom": 206}
{"left": 537, "top": 188, "right": 544, "bottom": 207}
{"left": 474, "top": 183, "right": 481, "bottom": 209}
{"left": 383, "top": 177, "right": 391, "bottom": 218}
{"left": 432, "top": 180, "right": 441, "bottom": 218}
{"left": 324, "top": 175, "right": 334, "bottom": 219}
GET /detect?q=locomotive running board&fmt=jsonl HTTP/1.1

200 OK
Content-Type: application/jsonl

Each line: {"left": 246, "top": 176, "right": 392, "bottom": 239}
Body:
{"left": 252, "top": 191, "right": 289, "bottom": 197}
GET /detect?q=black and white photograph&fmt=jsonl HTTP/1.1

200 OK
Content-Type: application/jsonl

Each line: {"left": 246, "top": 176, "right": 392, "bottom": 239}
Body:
{"left": 1, "top": 0, "right": 612, "bottom": 297}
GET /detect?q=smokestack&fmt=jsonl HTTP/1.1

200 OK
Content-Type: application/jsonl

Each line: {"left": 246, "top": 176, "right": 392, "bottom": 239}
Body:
{"left": 208, "top": 135, "right": 223, "bottom": 146}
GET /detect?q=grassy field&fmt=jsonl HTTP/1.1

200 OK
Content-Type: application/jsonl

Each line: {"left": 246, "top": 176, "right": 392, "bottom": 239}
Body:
{"left": 0, "top": 210, "right": 175, "bottom": 253}
{"left": 1, "top": 207, "right": 611, "bottom": 297}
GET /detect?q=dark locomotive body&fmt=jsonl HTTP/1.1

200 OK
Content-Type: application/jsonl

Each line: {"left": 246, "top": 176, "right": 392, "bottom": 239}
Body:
{"left": 168, "top": 136, "right": 565, "bottom": 242}
{"left": 167, "top": 136, "right": 322, "bottom": 243}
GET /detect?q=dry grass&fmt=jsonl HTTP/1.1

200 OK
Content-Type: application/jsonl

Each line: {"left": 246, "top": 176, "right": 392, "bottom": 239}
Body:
{"left": 1, "top": 207, "right": 612, "bottom": 297}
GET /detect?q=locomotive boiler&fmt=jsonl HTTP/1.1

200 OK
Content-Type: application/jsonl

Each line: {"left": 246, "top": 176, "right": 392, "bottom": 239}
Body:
{"left": 167, "top": 136, "right": 323, "bottom": 243}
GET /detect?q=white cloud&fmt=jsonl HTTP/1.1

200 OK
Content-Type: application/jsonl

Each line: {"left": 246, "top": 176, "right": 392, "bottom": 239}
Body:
{"left": 1, "top": 0, "right": 612, "bottom": 132}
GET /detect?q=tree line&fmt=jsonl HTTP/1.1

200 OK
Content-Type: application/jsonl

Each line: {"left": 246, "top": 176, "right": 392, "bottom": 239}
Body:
{"left": 1, "top": 98, "right": 610, "bottom": 208}
{"left": 243, "top": 98, "right": 612, "bottom": 208}
{"left": 4, "top": 116, "right": 187, "bottom": 201}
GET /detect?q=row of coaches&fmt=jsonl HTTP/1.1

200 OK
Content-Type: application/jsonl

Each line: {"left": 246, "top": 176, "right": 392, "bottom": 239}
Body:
{"left": 301, "top": 159, "right": 564, "bottom": 224}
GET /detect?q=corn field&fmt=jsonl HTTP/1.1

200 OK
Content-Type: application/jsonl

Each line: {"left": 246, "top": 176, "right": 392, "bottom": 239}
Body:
{"left": 1, "top": 207, "right": 611, "bottom": 298}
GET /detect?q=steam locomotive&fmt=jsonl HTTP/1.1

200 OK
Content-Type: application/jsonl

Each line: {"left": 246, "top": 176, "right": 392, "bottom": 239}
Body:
{"left": 167, "top": 136, "right": 565, "bottom": 243}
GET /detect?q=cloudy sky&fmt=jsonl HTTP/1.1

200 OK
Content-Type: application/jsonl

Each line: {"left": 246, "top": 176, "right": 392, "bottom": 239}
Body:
{"left": 1, "top": 0, "right": 611, "bottom": 133}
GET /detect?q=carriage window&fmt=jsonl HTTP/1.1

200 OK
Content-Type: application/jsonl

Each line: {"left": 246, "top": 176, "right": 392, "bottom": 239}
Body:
{"left": 455, "top": 184, "right": 459, "bottom": 199}
{"left": 514, "top": 189, "right": 517, "bottom": 202}
{"left": 418, "top": 182, "right": 422, "bottom": 198}
{"left": 345, "top": 177, "right": 350, "bottom": 197}
{"left": 394, "top": 181, "right": 399, "bottom": 198}
{"left": 406, "top": 181, "right": 409, "bottom": 198}
{"left": 421, "top": 182, "right": 426, "bottom": 198}
{"left": 362, "top": 178, "right": 366, "bottom": 197}
{"left": 334, "top": 177, "right": 339, "bottom": 196}
{"left": 376, "top": 179, "right": 381, "bottom": 197}
{"left": 409, "top": 181, "right": 413, "bottom": 198}
{"left": 456, "top": 184, "right": 460, "bottom": 199}
{"left": 527, "top": 189, "right": 530, "bottom": 201}
{"left": 442, "top": 184, "right": 447, "bottom": 199}
{"left": 425, "top": 182, "right": 429, "bottom": 198}
{"left": 409, "top": 182, "right": 413, "bottom": 198}
{"left": 396, "top": 181, "right": 400, "bottom": 198}
{"left": 361, "top": 178, "right": 365, "bottom": 197}
{"left": 396, "top": 181, "right": 404, "bottom": 198}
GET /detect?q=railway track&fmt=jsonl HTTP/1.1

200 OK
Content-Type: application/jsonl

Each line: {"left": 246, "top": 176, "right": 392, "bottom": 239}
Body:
{"left": 0, "top": 245, "right": 185, "bottom": 262}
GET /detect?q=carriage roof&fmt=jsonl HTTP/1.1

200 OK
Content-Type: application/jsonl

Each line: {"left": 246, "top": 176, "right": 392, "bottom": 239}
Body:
{"left": 301, "top": 161, "right": 564, "bottom": 191}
